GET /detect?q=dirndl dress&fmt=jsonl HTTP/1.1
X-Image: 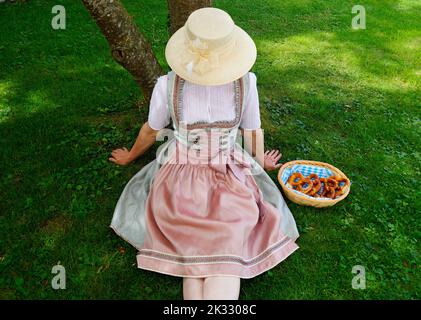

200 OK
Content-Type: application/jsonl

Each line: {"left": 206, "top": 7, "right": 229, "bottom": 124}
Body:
{"left": 111, "top": 71, "right": 299, "bottom": 278}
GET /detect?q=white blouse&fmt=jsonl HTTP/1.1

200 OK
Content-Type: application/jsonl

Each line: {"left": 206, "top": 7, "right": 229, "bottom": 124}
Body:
{"left": 148, "top": 72, "right": 261, "bottom": 130}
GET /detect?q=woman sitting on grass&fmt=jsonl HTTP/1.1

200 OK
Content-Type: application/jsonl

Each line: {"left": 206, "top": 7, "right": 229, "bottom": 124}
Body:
{"left": 109, "top": 7, "right": 299, "bottom": 300}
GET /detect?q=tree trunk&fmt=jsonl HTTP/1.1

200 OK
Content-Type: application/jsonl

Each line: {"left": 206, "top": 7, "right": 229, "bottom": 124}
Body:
{"left": 81, "top": 0, "right": 163, "bottom": 103}
{"left": 167, "top": 0, "right": 213, "bottom": 36}
{"left": 82, "top": 0, "right": 214, "bottom": 105}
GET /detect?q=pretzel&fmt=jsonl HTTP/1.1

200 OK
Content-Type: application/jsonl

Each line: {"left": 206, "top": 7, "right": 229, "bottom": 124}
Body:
{"left": 335, "top": 187, "right": 345, "bottom": 197}
{"left": 308, "top": 178, "right": 322, "bottom": 196}
{"left": 287, "top": 172, "right": 348, "bottom": 200}
{"left": 300, "top": 178, "right": 313, "bottom": 194}
{"left": 292, "top": 184, "right": 303, "bottom": 192}
{"left": 323, "top": 186, "right": 336, "bottom": 199}
{"left": 308, "top": 173, "right": 319, "bottom": 182}
{"left": 335, "top": 176, "right": 350, "bottom": 188}
{"left": 288, "top": 172, "right": 304, "bottom": 186}
{"left": 326, "top": 177, "right": 338, "bottom": 189}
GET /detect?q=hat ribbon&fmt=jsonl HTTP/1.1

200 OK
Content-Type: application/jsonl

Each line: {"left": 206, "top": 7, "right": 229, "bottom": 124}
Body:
{"left": 182, "top": 37, "right": 235, "bottom": 75}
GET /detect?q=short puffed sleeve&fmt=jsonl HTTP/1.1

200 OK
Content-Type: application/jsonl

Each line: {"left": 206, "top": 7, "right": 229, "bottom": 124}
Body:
{"left": 239, "top": 72, "right": 261, "bottom": 130}
{"left": 147, "top": 75, "right": 171, "bottom": 130}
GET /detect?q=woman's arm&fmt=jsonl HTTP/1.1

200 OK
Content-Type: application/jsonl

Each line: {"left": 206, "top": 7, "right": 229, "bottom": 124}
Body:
{"left": 240, "top": 128, "right": 282, "bottom": 171}
{"left": 109, "top": 122, "right": 159, "bottom": 166}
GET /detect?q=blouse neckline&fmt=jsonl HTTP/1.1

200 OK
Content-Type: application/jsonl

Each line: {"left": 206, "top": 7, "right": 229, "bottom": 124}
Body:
{"left": 173, "top": 74, "right": 244, "bottom": 130}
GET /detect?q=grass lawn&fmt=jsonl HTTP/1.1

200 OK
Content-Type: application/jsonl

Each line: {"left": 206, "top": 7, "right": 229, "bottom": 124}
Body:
{"left": 0, "top": 0, "right": 420, "bottom": 299}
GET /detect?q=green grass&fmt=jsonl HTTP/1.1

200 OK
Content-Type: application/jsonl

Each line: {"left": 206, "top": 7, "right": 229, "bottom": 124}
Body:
{"left": 0, "top": 0, "right": 420, "bottom": 299}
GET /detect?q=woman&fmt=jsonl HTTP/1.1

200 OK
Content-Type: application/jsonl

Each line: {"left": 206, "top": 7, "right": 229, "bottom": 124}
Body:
{"left": 109, "top": 7, "right": 299, "bottom": 300}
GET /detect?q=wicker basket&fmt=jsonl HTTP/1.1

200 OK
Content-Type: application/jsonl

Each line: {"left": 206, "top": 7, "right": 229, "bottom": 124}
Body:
{"left": 277, "top": 160, "right": 351, "bottom": 208}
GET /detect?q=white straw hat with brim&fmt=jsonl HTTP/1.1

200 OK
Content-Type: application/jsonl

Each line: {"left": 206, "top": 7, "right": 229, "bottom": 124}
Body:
{"left": 165, "top": 7, "right": 257, "bottom": 86}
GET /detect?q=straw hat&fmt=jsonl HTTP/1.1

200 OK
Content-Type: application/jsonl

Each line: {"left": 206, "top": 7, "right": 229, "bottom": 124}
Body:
{"left": 165, "top": 7, "right": 257, "bottom": 86}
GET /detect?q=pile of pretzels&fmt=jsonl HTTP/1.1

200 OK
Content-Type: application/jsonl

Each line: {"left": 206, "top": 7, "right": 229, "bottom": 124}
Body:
{"left": 287, "top": 172, "right": 350, "bottom": 199}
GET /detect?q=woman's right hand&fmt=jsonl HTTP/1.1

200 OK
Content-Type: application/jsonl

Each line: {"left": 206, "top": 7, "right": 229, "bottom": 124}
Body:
{"left": 109, "top": 147, "right": 134, "bottom": 166}
{"left": 263, "top": 149, "right": 282, "bottom": 171}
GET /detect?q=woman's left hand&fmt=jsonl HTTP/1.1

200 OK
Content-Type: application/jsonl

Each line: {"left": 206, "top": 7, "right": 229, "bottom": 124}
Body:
{"left": 109, "top": 147, "right": 133, "bottom": 166}
{"left": 263, "top": 149, "right": 282, "bottom": 171}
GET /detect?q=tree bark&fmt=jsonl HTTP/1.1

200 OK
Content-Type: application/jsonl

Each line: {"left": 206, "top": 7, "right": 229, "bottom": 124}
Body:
{"left": 81, "top": 0, "right": 163, "bottom": 103}
{"left": 167, "top": 0, "right": 213, "bottom": 36}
